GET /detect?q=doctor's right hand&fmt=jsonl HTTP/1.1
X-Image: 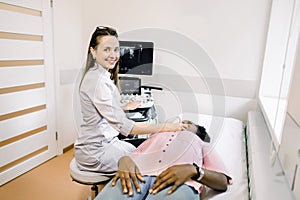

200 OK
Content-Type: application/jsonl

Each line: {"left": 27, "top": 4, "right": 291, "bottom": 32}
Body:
{"left": 112, "top": 156, "right": 145, "bottom": 196}
{"left": 122, "top": 101, "right": 141, "bottom": 111}
{"left": 162, "top": 122, "right": 188, "bottom": 132}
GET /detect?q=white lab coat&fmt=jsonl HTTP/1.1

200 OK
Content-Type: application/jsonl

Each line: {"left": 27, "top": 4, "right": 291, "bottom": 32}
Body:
{"left": 74, "top": 64, "right": 135, "bottom": 173}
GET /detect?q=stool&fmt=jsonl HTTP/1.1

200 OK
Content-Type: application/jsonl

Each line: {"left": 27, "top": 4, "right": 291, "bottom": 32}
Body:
{"left": 69, "top": 158, "right": 112, "bottom": 199}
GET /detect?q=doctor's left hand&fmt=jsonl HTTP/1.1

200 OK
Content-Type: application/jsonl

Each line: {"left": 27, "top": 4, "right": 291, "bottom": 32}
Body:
{"left": 112, "top": 156, "right": 145, "bottom": 196}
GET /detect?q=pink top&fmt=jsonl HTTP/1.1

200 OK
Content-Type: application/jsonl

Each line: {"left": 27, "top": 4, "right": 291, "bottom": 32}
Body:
{"left": 130, "top": 131, "right": 232, "bottom": 193}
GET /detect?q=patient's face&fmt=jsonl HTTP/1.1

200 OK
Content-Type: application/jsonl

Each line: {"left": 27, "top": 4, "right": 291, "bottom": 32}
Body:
{"left": 182, "top": 120, "right": 197, "bottom": 134}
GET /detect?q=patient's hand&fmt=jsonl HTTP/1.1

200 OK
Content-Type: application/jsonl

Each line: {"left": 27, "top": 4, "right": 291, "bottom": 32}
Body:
{"left": 112, "top": 156, "right": 145, "bottom": 196}
{"left": 149, "top": 164, "right": 196, "bottom": 195}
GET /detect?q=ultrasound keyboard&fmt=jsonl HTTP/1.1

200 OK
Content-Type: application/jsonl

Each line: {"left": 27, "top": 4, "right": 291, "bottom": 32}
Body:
{"left": 120, "top": 94, "right": 154, "bottom": 109}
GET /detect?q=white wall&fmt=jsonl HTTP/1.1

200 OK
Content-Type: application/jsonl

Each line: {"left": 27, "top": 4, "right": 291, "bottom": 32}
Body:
{"left": 81, "top": 0, "right": 272, "bottom": 122}
{"left": 53, "top": 0, "right": 272, "bottom": 150}
{"left": 82, "top": 0, "right": 271, "bottom": 80}
{"left": 52, "top": 0, "right": 84, "bottom": 152}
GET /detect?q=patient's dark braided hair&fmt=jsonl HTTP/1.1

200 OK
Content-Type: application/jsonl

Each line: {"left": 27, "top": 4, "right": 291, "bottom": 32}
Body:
{"left": 195, "top": 125, "right": 210, "bottom": 143}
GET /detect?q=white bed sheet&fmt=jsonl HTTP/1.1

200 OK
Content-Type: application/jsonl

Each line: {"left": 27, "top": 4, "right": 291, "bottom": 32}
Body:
{"left": 181, "top": 113, "right": 249, "bottom": 200}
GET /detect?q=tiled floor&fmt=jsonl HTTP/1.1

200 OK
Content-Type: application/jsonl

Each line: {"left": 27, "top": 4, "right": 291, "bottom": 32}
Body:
{"left": 0, "top": 150, "right": 97, "bottom": 200}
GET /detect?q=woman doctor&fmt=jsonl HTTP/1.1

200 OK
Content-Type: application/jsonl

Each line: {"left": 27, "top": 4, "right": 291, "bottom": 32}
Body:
{"left": 74, "top": 26, "right": 185, "bottom": 174}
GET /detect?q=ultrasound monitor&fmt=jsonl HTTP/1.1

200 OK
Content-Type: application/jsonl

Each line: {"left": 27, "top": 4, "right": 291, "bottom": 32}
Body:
{"left": 119, "top": 41, "right": 154, "bottom": 75}
{"left": 119, "top": 77, "right": 141, "bottom": 95}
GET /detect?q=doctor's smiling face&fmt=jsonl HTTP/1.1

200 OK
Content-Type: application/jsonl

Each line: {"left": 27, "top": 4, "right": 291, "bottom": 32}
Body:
{"left": 90, "top": 35, "right": 120, "bottom": 70}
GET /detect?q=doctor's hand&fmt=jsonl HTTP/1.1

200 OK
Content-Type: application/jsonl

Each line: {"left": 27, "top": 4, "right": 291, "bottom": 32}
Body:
{"left": 149, "top": 164, "right": 196, "bottom": 195}
{"left": 122, "top": 101, "right": 141, "bottom": 111}
{"left": 162, "top": 122, "right": 188, "bottom": 132}
{"left": 112, "top": 156, "right": 145, "bottom": 196}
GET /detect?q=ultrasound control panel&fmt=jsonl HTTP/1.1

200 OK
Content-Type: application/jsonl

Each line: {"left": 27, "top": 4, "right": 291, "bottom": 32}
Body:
{"left": 120, "top": 93, "right": 154, "bottom": 109}
{"left": 119, "top": 76, "right": 162, "bottom": 122}
{"left": 119, "top": 77, "right": 158, "bottom": 109}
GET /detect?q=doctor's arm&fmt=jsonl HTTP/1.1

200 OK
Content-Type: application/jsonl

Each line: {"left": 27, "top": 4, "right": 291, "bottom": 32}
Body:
{"left": 130, "top": 122, "right": 186, "bottom": 135}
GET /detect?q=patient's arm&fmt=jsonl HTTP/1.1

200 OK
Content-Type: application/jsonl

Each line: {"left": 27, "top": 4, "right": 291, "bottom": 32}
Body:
{"left": 149, "top": 164, "right": 195, "bottom": 195}
{"left": 199, "top": 168, "right": 228, "bottom": 191}
{"left": 150, "top": 164, "right": 228, "bottom": 195}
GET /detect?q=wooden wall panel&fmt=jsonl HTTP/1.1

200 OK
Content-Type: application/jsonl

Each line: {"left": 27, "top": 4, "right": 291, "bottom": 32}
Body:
{"left": 0, "top": 88, "right": 46, "bottom": 115}
{"left": 0, "top": 131, "right": 48, "bottom": 167}
{"left": 0, "top": 10, "right": 43, "bottom": 35}
{"left": 0, "top": 0, "right": 57, "bottom": 186}
{"left": 0, "top": 40, "right": 44, "bottom": 60}
{"left": 0, "top": 83, "right": 45, "bottom": 94}
{"left": 0, "top": 66, "right": 45, "bottom": 88}
{"left": 1, "top": 1, "right": 42, "bottom": 11}
{"left": 0, "top": 110, "right": 47, "bottom": 141}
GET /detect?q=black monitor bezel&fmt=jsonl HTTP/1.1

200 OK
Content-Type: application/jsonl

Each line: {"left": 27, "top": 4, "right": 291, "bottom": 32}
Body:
{"left": 119, "top": 40, "right": 154, "bottom": 75}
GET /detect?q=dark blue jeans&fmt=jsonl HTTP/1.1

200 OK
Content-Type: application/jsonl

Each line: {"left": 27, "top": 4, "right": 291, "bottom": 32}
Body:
{"left": 95, "top": 176, "right": 200, "bottom": 200}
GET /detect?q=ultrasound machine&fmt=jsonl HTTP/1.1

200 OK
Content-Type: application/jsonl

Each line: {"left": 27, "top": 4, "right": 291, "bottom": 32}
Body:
{"left": 118, "top": 41, "right": 161, "bottom": 124}
{"left": 117, "top": 40, "right": 162, "bottom": 144}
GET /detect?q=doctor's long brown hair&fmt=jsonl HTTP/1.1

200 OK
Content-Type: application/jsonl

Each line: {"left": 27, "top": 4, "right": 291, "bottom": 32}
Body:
{"left": 81, "top": 26, "right": 120, "bottom": 90}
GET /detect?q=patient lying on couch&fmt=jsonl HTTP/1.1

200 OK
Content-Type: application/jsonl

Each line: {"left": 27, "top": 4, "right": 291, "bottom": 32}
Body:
{"left": 96, "top": 120, "right": 232, "bottom": 200}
